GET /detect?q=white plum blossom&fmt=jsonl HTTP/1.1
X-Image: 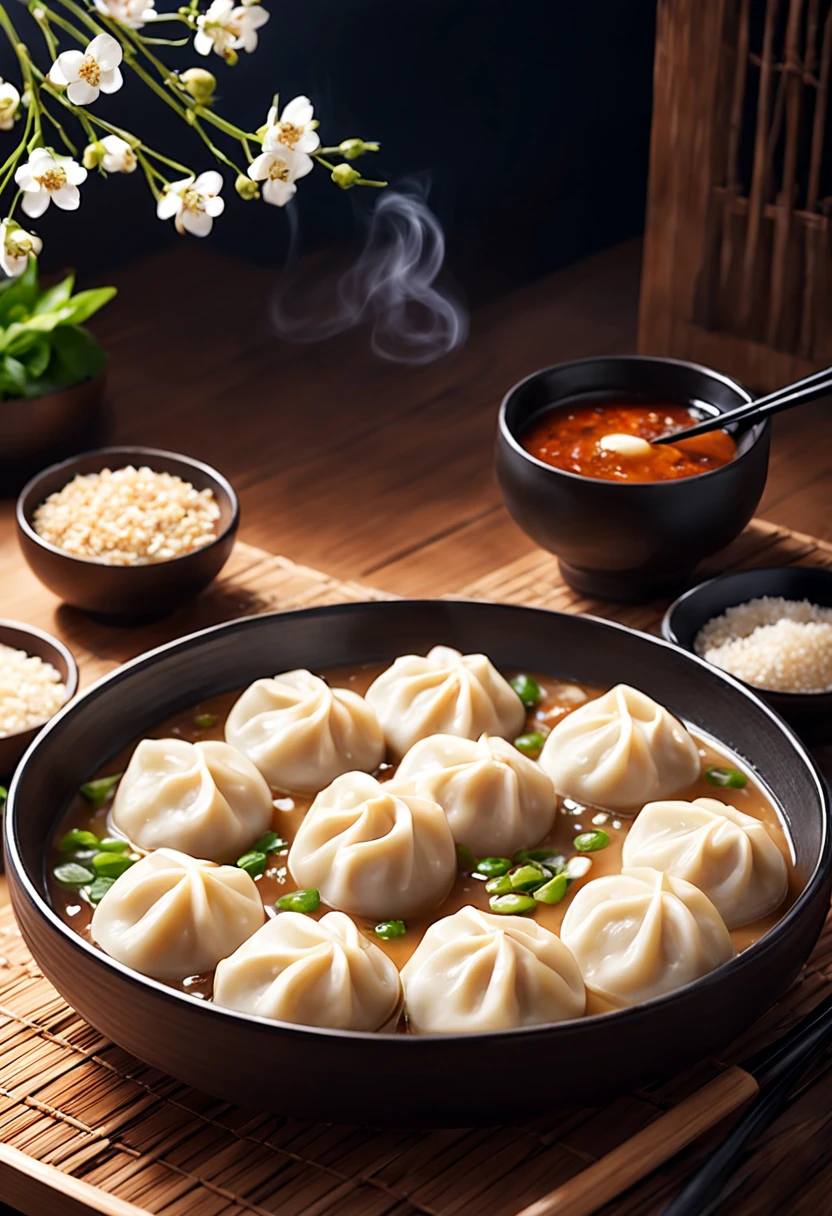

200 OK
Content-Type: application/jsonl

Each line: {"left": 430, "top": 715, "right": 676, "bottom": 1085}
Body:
{"left": 14, "top": 149, "right": 87, "bottom": 218}
{"left": 247, "top": 142, "right": 312, "bottom": 206}
{"left": 264, "top": 95, "right": 319, "bottom": 155}
{"left": 0, "top": 220, "right": 42, "bottom": 277}
{"left": 0, "top": 80, "right": 20, "bottom": 131}
{"left": 194, "top": 0, "right": 269, "bottom": 58}
{"left": 157, "top": 170, "right": 224, "bottom": 236}
{"left": 93, "top": 0, "right": 155, "bottom": 27}
{"left": 50, "top": 34, "right": 123, "bottom": 106}
{"left": 99, "top": 135, "right": 137, "bottom": 173}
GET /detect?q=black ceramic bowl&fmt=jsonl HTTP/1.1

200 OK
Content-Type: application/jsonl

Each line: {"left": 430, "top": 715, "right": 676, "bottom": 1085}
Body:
{"left": 496, "top": 356, "right": 770, "bottom": 602}
{"left": 5, "top": 600, "right": 830, "bottom": 1127}
{"left": 0, "top": 621, "right": 78, "bottom": 777}
{"left": 16, "top": 446, "right": 239, "bottom": 621}
{"left": 663, "top": 566, "right": 832, "bottom": 744}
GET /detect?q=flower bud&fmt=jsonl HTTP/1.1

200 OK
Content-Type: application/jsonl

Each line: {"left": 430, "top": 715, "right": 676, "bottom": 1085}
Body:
{"left": 338, "top": 138, "right": 379, "bottom": 161}
{"left": 331, "top": 163, "right": 361, "bottom": 190}
{"left": 181, "top": 67, "right": 216, "bottom": 104}
{"left": 83, "top": 140, "right": 106, "bottom": 170}
{"left": 235, "top": 174, "right": 259, "bottom": 200}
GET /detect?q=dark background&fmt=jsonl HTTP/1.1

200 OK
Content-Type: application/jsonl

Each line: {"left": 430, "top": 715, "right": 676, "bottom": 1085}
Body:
{"left": 0, "top": 0, "right": 656, "bottom": 298}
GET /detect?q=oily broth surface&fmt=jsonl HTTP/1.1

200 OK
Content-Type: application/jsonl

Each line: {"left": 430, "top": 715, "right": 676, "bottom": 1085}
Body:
{"left": 48, "top": 663, "right": 798, "bottom": 1019}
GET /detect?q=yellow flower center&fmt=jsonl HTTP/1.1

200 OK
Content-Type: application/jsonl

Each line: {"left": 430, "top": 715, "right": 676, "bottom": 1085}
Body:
{"left": 277, "top": 122, "right": 302, "bottom": 149}
{"left": 78, "top": 55, "right": 101, "bottom": 87}
{"left": 35, "top": 167, "right": 67, "bottom": 193}
{"left": 180, "top": 187, "right": 205, "bottom": 211}
{"left": 268, "top": 158, "right": 290, "bottom": 182}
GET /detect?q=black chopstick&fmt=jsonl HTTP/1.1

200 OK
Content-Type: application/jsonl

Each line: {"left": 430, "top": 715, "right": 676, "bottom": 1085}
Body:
{"left": 652, "top": 364, "right": 832, "bottom": 445}
{"left": 661, "top": 992, "right": 832, "bottom": 1215}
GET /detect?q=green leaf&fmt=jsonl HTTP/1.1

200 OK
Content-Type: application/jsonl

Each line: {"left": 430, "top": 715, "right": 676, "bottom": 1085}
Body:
{"left": 33, "top": 272, "right": 76, "bottom": 316}
{"left": 46, "top": 325, "right": 107, "bottom": 388}
{"left": 0, "top": 355, "right": 27, "bottom": 397}
{"left": 61, "top": 286, "right": 116, "bottom": 325}
{"left": 23, "top": 336, "right": 51, "bottom": 380}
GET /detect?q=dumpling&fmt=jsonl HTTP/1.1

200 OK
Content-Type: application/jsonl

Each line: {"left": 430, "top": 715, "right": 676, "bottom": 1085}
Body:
{"left": 288, "top": 771, "right": 456, "bottom": 920}
{"left": 401, "top": 906, "right": 585, "bottom": 1033}
{"left": 621, "top": 797, "right": 788, "bottom": 928}
{"left": 111, "top": 738, "right": 273, "bottom": 863}
{"left": 225, "top": 670, "right": 385, "bottom": 793}
{"left": 214, "top": 910, "right": 402, "bottom": 1031}
{"left": 560, "top": 867, "right": 734, "bottom": 1007}
{"left": 365, "top": 646, "right": 525, "bottom": 758}
{"left": 391, "top": 733, "right": 556, "bottom": 856}
{"left": 539, "top": 684, "right": 700, "bottom": 811}
{"left": 90, "top": 848, "right": 265, "bottom": 980}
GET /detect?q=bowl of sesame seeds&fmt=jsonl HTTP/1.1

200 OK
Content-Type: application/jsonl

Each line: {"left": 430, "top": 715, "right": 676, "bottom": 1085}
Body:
{"left": 16, "top": 446, "right": 239, "bottom": 620}
{"left": 0, "top": 621, "right": 77, "bottom": 775}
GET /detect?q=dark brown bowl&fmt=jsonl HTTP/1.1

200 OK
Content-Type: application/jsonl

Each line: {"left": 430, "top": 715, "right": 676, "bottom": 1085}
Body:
{"left": 0, "top": 621, "right": 78, "bottom": 777}
{"left": 663, "top": 566, "right": 832, "bottom": 744}
{"left": 5, "top": 601, "right": 830, "bottom": 1127}
{"left": 16, "top": 446, "right": 239, "bottom": 621}
{"left": 495, "top": 356, "right": 770, "bottom": 602}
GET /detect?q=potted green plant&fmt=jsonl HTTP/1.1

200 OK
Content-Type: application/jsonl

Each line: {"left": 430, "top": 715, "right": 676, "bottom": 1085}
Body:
{"left": 1, "top": 255, "right": 114, "bottom": 467}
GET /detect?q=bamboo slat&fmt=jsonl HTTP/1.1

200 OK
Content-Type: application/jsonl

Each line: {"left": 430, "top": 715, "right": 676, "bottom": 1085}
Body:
{"left": 0, "top": 518, "right": 831, "bottom": 1216}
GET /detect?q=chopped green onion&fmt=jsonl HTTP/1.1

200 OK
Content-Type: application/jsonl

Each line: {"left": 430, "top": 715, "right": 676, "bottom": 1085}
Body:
{"left": 534, "top": 873, "right": 568, "bottom": 904}
{"left": 564, "top": 855, "right": 593, "bottom": 884}
{"left": 511, "top": 674, "right": 542, "bottom": 710}
{"left": 485, "top": 874, "right": 514, "bottom": 895}
{"left": 573, "top": 830, "right": 611, "bottom": 853}
{"left": 374, "top": 919, "right": 406, "bottom": 940}
{"left": 475, "top": 856, "right": 512, "bottom": 879}
{"left": 237, "top": 850, "right": 268, "bottom": 879}
{"left": 253, "top": 831, "right": 287, "bottom": 854}
{"left": 456, "top": 843, "right": 477, "bottom": 873}
{"left": 194, "top": 713, "right": 218, "bottom": 729}
{"left": 98, "top": 837, "right": 129, "bottom": 853}
{"left": 58, "top": 828, "right": 99, "bottom": 854}
{"left": 489, "top": 893, "right": 536, "bottom": 915}
{"left": 53, "top": 862, "right": 95, "bottom": 888}
{"left": 706, "top": 766, "right": 748, "bottom": 789}
{"left": 509, "top": 862, "right": 551, "bottom": 891}
{"left": 87, "top": 876, "right": 116, "bottom": 905}
{"left": 514, "top": 732, "right": 544, "bottom": 758}
{"left": 92, "top": 852, "right": 135, "bottom": 879}
{"left": 276, "top": 888, "right": 320, "bottom": 913}
{"left": 79, "top": 773, "right": 122, "bottom": 808}
{"left": 513, "top": 848, "right": 566, "bottom": 871}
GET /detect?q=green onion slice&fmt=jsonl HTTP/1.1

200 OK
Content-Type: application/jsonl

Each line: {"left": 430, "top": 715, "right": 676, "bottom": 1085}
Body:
{"left": 53, "top": 862, "right": 95, "bottom": 888}
{"left": 514, "top": 732, "right": 544, "bottom": 758}
{"left": 91, "top": 852, "right": 135, "bottom": 879}
{"left": 475, "top": 856, "right": 512, "bottom": 879}
{"left": 485, "top": 874, "right": 514, "bottom": 895}
{"left": 58, "top": 828, "right": 100, "bottom": 854}
{"left": 508, "top": 862, "right": 551, "bottom": 891}
{"left": 513, "top": 848, "right": 566, "bottom": 871}
{"left": 456, "top": 843, "right": 477, "bottom": 873}
{"left": 275, "top": 888, "right": 320, "bottom": 913}
{"left": 194, "top": 713, "right": 218, "bottom": 729}
{"left": 534, "top": 873, "right": 568, "bottom": 904}
{"left": 706, "top": 766, "right": 748, "bottom": 789}
{"left": 79, "top": 773, "right": 122, "bottom": 808}
{"left": 489, "top": 893, "right": 537, "bottom": 915}
{"left": 573, "top": 829, "right": 611, "bottom": 853}
{"left": 564, "top": 855, "right": 593, "bottom": 884}
{"left": 98, "top": 837, "right": 129, "bottom": 853}
{"left": 253, "top": 831, "right": 287, "bottom": 854}
{"left": 236, "top": 850, "right": 267, "bottom": 879}
{"left": 510, "top": 674, "right": 542, "bottom": 709}
{"left": 374, "top": 919, "right": 406, "bottom": 940}
{"left": 87, "top": 876, "right": 116, "bottom": 905}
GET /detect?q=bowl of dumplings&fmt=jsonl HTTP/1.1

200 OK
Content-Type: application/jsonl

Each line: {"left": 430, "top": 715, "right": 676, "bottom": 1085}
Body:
{"left": 5, "top": 600, "right": 830, "bottom": 1126}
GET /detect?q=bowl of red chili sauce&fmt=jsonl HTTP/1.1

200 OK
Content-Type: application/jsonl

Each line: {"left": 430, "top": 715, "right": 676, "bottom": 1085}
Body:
{"left": 495, "top": 356, "right": 770, "bottom": 602}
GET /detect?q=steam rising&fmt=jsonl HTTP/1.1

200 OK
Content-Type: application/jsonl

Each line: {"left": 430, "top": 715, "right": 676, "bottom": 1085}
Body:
{"left": 270, "top": 180, "right": 468, "bottom": 364}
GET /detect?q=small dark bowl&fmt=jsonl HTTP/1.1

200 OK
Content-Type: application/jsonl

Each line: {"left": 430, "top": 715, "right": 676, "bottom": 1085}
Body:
{"left": 16, "top": 446, "right": 239, "bottom": 621}
{"left": 663, "top": 566, "right": 832, "bottom": 743}
{"left": 495, "top": 356, "right": 770, "bottom": 602}
{"left": 0, "top": 621, "right": 78, "bottom": 777}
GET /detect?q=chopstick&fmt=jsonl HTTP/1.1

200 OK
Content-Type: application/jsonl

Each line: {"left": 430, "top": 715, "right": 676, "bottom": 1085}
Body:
{"left": 512, "top": 990, "right": 832, "bottom": 1216}
{"left": 651, "top": 364, "right": 832, "bottom": 444}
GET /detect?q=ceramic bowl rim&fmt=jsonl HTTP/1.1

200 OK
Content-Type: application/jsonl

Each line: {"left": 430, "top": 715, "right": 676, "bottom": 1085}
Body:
{"left": 0, "top": 618, "right": 79, "bottom": 740}
{"left": 662, "top": 566, "right": 832, "bottom": 704}
{"left": 498, "top": 354, "right": 769, "bottom": 489}
{"left": 5, "top": 599, "right": 830, "bottom": 1047}
{"left": 15, "top": 444, "right": 239, "bottom": 571}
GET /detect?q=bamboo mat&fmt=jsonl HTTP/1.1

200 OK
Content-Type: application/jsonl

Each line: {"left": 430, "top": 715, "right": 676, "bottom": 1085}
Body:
{"left": 1, "top": 518, "right": 832, "bottom": 1216}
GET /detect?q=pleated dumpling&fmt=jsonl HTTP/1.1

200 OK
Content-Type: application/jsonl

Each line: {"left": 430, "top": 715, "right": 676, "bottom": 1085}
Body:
{"left": 391, "top": 733, "right": 556, "bottom": 856}
{"left": 365, "top": 646, "right": 525, "bottom": 758}
{"left": 560, "top": 867, "right": 734, "bottom": 1007}
{"left": 214, "top": 911, "right": 402, "bottom": 1031}
{"left": 539, "top": 684, "right": 701, "bottom": 811}
{"left": 90, "top": 848, "right": 265, "bottom": 980}
{"left": 621, "top": 797, "right": 788, "bottom": 928}
{"left": 288, "top": 771, "right": 456, "bottom": 920}
{"left": 112, "top": 738, "right": 274, "bottom": 863}
{"left": 401, "top": 906, "right": 585, "bottom": 1033}
{"left": 225, "top": 670, "right": 385, "bottom": 793}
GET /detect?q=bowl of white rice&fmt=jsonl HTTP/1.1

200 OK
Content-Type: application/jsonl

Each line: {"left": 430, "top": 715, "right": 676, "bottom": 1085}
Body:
{"left": 663, "top": 567, "right": 832, "bottom": 741}
{"left": 0, "top": 622, "right": 78, "bottom": 775}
